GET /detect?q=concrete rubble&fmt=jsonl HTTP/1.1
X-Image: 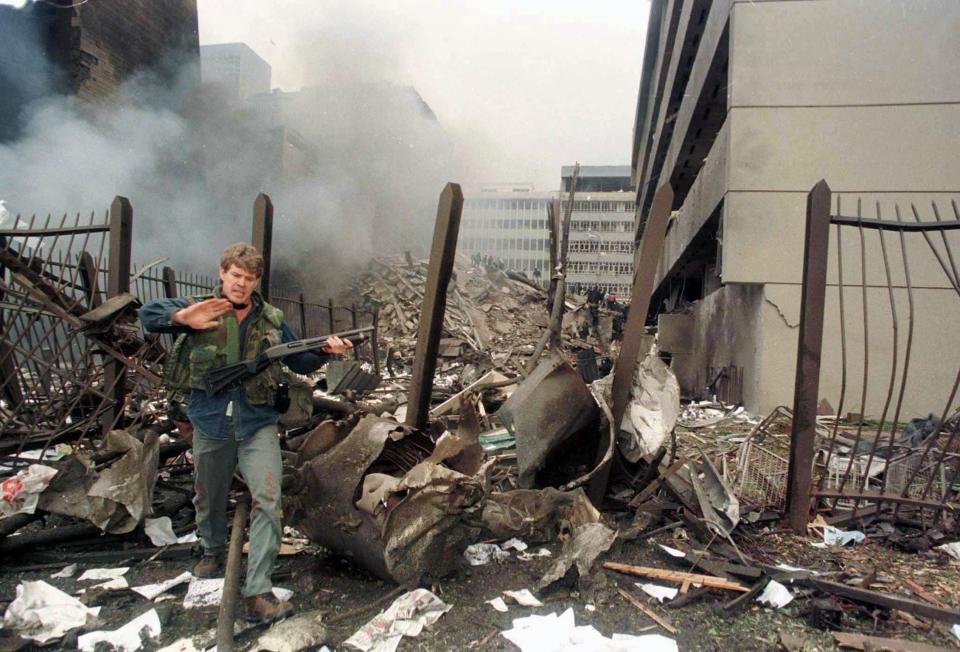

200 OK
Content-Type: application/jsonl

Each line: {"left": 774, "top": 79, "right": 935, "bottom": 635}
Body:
{"left": 1, "top": 251, "right": 959, "bottom": 650}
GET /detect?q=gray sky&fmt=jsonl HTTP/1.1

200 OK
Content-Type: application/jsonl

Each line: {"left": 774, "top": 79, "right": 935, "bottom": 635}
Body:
{"left": 196, "top": 0, "right": 651, "bottom": 191}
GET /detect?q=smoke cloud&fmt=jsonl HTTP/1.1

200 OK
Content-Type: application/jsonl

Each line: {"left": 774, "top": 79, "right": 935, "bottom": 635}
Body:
{"left": 0, "top": 3, "right": 477, "bottom": 296}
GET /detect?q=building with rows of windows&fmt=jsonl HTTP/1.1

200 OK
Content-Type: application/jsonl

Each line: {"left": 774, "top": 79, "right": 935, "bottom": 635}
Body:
{"left": 458, "top": 184, "right": 554, "bottom": 285}
{"left": 459, "top": 167, "right": 637, "bottom": 298}
{"left": 562, "top": 166, "right": 636, "bottom": 299}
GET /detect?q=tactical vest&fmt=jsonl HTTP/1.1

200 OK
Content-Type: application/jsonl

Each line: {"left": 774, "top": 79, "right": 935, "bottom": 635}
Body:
{"left": 164, "top": 292, "right": 313, "bottom": 427}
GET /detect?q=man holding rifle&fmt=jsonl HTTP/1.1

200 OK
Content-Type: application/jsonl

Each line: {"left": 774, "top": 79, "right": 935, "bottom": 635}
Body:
{"left": 139, "top": 243, "right": 353, "bottom": 623}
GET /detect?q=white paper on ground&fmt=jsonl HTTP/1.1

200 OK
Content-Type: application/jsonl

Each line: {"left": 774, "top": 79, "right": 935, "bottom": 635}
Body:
{"left": 0, "top": 464, "right": 58, "bottom": 517}
{"left": 79, "top": 577, "right": 129, "bottom": 593}
{"left": 500, "top": 608, "right": 679, "bottom": 652}
{"left": 518, "top": 548, "right": 552, "bottom": 561}
{"left": 951, "top": 624, "right": 960, "bottom": 641}
{"left": 132, "top": 571, "right": 192, "bottom": 600}
{"left": 756, "top": 580, "right": 794, "bottom": 608}
{"left": 501, "top": 538, "right": 528, "bottom": 552}
{"left": 658, "top": 544, "right": 686, "bottom": 558}
{"left": 183, "top": 577, "right": 223, "bottom": 609}
{"left": 273, "top": 586, "right": 294, "bottom": 602}
{"left": 144, "top": 517, "right": 198, "bottom": 546}
{"left": 464, "top": 542, "right": 511, "bottom": 566}
{"left": 774, "top": 563, "right": 817, "bottom": 575}
{"left": 638, "top": 583, "right": 678, "bottom": 603}
{"left": 342, "top": 588, "right": 451, "bottom": 652}
{"left": 936, "top": 541, "right": 960, "bottom": 561}
{"left": 183, "top": 578, "right": 292, "bottom": 609}
{"left": 78, "top": 608, "right": 161, "bottom": 652}
{"left": 503, "top": 589, "right": 543, "bottom": 607}
{"left": 817, "top": 525, "right": 865, "bottom": 547}
{"left": 487, "top": 597, "right": 509, "bottom": 612}
{"left": 585, "top": 604, "right": 596, "bottom": 612}
{"left": 78, "top": 567, "right": 130, "bottom": 581}
{"left": 2, "top": 580, "right": 101, "bottom": 643}
{"left": 51, "top": 563, "right": 78, "bottom": 578}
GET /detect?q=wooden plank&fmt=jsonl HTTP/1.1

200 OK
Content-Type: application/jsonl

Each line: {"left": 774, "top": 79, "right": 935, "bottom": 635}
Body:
{"left": 405, "top": 183, "right": 463, "bottom": 430}
{"left": 603, "top": 561, "right": 750, "bottom": 592}
{"left": 802, "top": 577, "right": 960, "bottom": 624}
{"left": 617, "top": 588, "right": 677, "bottom": 635}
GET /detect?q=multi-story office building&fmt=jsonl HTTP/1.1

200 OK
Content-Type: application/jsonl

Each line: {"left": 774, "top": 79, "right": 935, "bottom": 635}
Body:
{"left": 459, "top": 184, "right": 553, "bottom": 284}
{"left": 632, "top": 0, "right": 959, "bottom": 415}
{"left": 562, "top": 166, "right": 636, "bottom": 299}
{"left": 200, "top": 42, "right": 271, "bottom": 103}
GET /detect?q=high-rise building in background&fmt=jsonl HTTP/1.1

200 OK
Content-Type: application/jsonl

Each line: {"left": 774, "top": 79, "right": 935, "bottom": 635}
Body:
{"left": 459, "top": 184, "right": 553, "bottom": 285}
{"left": 561, "top": 165, "right": 636, "bottom": 299}
{"left": 200, "top": 42, "right": 271, "bottom": 103}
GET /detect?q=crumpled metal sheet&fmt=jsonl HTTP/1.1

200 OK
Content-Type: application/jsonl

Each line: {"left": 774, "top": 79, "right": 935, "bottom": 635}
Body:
{"left": 594, "top": 341, "right": 679, "bottom": 463}
{"left": 498, "top": 352, "right": 601, "bottom": 487}
{"left": 290, "top": 415, "right": 482, "bottom": 584}
{"left": 478, "top": 487, "right": 600, "bottom": 543}
{"left": 37, "top": 430, "right": 159, "bottom": 533}
{"left": 535, "top": 522, "right": 617, "bottom": 591}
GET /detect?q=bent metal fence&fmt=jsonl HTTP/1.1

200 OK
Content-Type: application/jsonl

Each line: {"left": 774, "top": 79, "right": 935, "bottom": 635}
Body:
{"left": 786, "top": 180, "right": 960, "bottom": 531}
{"left": 0, "top": 194, "right": 376, "bottom": 459}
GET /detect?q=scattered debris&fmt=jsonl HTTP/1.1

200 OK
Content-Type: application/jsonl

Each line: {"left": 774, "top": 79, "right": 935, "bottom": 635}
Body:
{"left": 500, "top": 607, "right": 678, "bottom": 652}
{"left": 464, "top": 543, "right": 511, "bottom": 566}
{"left": 131, "top": 571, "right": 193, "bottom": 600}
{"left": 756, "top": 580, "right": 794, "bottom": 608}
{"left": 77, "top": 608, "right": 162, "bottom": 652}
{"left": 3, "top": 580, "right": 101, "bottom": 644}
{"left": 251, "top": 609, "right": 328, "bottom": 652}
{"left": 0, "top": 464, "right": 57, "bottom": 517}
{"left": 638, "top": 583, "right": 678, "bottom": 603}
{"left": 342, "top": 588, "right": 451, "bottom": 652}
{"left": 486, "top": 597, "right": 509, "bottom": 613}
{"left": 502, "top": 589, "right": 543, "bottom": 608}
{"left": 536, "top": 522, "right": 617, "bottom": 591}
{"left": 144, "top": 516, "right": 197, "bottom": 546}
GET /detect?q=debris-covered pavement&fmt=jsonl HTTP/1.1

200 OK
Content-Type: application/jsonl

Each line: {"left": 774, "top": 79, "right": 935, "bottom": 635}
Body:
{"left": 1, "top": 196, "right": 959, "bottom": 651}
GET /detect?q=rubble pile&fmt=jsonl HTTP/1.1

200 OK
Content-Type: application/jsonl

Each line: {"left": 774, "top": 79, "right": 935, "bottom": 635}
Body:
{"left": 2, "top": 250, "right": 959, "bottom": 650}
{"left": 348, "top": 255, "right": 554, "bottom": 374}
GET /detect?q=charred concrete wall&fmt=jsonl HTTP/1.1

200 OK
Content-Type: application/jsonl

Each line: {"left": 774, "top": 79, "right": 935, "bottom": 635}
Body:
{"left": 0, "top": 0, "right": 199, "bottom": 120}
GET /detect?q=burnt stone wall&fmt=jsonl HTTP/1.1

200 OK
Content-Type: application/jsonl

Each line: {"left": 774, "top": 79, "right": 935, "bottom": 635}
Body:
{"left": 68, "top": 0, "right": 200, "bottom": 100}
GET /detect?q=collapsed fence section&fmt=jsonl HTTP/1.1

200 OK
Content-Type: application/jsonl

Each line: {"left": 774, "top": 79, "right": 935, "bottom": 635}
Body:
{"left": 0, "top": 194, "right": 379, "bottom": 458}
{"left": 786, "top": 180, "right": 960, "bottom": 531}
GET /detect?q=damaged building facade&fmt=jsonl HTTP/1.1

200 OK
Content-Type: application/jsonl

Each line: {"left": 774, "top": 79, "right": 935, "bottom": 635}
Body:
{"left": 561, "top": 165, "right": 636, "bottom": 299}
{"left": 0, "top": 0, "right": 199, "bottom": 141}
{"left": 633, "top": 0, "right": 960, "bottom": 415}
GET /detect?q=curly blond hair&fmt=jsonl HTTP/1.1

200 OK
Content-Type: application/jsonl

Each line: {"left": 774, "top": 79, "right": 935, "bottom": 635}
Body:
{"left": 219, "top": 243, "right": 264, "bottom": 277}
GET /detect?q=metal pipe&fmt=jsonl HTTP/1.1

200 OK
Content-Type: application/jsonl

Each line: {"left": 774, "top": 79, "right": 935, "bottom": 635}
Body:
{"left": 217, "top": 495, "right": 250, "bottom": 652}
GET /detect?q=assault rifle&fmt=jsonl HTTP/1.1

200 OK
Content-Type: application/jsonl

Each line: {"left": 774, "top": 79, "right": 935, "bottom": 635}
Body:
{"left": 202, "top": 326, "right": 374, "bottom": 395}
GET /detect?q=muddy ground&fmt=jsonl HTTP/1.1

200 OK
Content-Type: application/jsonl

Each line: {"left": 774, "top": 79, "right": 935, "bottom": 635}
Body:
{"left": 2, "top": 523, "right": 958, "bottom": 651}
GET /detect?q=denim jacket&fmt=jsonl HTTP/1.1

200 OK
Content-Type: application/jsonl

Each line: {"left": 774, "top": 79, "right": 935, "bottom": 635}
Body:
{"left": 138, "top": 293, "right": 327, "bottom": 440}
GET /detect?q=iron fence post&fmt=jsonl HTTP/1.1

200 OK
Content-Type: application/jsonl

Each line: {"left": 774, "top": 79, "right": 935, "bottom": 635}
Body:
{"left": 406, "top": 182, "right": 463, "bottom": 430}
{"left": 786, "top": 180, "right": 832, "bottom": 531}
{"left": 252, "top": 193, "right": 273, "bottom": 301}
{"left": 0, "top": 235, "right": 23, "bottom": 407}
{"left": 298, "top": 293, "right": 308, "bottom": 338}
{"left": 162, "top": 266, "right": 177, "bottom": 299}
{"left": 327, "top": 298, "right": 336, "bottom": 333}
{"left": 77, "top": 251, "right": 102, "bottom": 308}
{"left": 103, "top": 196, "right": 133, "bottom": 434}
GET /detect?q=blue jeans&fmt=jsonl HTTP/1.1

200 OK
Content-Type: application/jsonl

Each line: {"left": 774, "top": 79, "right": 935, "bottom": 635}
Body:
{"left": 193, "top": 422, "right": 282, "bottom": 597}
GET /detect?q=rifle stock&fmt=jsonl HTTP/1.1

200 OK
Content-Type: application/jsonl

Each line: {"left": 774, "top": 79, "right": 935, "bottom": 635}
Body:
{"left": 202, "top": 327, "right": 373, "bottom": 395}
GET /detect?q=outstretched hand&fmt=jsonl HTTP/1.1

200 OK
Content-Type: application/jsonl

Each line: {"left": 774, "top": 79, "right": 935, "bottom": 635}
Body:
{"left": 322, "top": 335, "right": 354, "bottom": 355}
{"left": 172, "top": 298, "right": 232, "bottom": 330}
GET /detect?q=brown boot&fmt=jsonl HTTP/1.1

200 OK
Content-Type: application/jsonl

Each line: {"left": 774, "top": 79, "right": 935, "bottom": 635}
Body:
{"left": 191, "top": 553, "right": 225, "bottom": 578}
{"left": 241, "top": 593, "right": 294, "bottom": 623}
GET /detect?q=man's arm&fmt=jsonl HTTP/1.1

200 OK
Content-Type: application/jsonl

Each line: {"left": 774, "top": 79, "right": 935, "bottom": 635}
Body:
{"left": 138, "top": 297, "right": 192, "bottom": 334}
{"left": 139, "top": 297, "right": 233, "bottom": 334}
{"left": 280, "top": 322, "right": 329, "bottom": 374}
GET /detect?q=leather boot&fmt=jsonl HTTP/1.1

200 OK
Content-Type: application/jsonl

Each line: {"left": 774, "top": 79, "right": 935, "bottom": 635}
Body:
{"left": 241, "top": 593, "right": 294, "bottom": 623}
{"left": 191, "top": 553, "right": 225, "bottom": 579}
